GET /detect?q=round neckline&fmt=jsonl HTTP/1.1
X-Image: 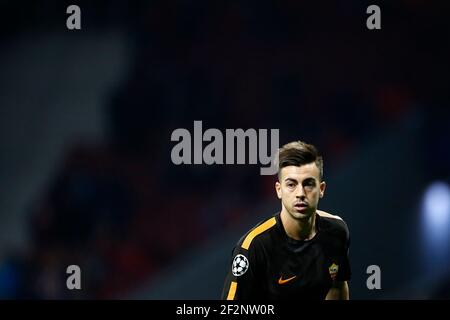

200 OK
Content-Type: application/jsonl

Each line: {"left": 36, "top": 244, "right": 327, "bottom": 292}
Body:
{"left": 277, "top": 211, "right": 321, "bottom": 244}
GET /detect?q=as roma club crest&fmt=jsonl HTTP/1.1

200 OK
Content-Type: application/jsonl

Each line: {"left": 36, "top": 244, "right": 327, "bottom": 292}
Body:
{"left": 329, "top": 263, "right": 339, "bottom": 281}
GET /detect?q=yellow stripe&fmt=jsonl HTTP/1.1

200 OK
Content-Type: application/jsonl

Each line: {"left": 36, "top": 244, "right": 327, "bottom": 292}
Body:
{"left": 226, "top": 281, "right": 237, "bottom": 300}
{"left": 241, "top": 217, "right": 276, "bottom": 250}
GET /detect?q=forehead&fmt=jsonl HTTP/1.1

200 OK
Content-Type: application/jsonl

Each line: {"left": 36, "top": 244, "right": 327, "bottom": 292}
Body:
{"left": 280, "top": 163, "right": 320, "bottom": 181}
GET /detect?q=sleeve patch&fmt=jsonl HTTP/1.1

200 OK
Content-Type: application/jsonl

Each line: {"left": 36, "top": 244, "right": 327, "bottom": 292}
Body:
{"left": 232, "top": 254, "right": 249, "bottom": 276}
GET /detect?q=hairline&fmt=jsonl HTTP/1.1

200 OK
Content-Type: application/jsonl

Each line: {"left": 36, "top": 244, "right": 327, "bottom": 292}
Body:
{"left": 277, "top": 161, "right": 323, "bottom": 182}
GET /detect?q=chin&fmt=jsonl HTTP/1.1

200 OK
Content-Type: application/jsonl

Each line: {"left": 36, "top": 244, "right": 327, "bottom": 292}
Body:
{"left": 289, "top": 210, "right": 313, "bottom": 220}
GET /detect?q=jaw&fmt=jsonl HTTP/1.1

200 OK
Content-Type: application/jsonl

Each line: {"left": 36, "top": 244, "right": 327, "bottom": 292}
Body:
{"left": 289, "top": 209, "right": 314, "bottom": 221}
{"left": 281, "top": 204, "right": 314, "bottom": 221}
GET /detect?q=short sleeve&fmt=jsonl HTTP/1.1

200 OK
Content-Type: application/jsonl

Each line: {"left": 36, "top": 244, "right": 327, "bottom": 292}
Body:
{"left": 221, "top": 242, "right": 263, "bottom": 300}
{"left": 336, "top": 220, "right": 351, "bottom": 282}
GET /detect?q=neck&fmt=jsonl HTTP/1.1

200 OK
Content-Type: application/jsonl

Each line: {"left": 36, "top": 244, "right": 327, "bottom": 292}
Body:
{"left": 280, "top": 208, "right": 317, "bottom": 241}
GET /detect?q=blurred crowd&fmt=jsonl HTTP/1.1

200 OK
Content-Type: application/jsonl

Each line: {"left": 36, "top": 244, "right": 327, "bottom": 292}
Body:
{"left": 0, "top": 1, "right": 449, "bottom": 298}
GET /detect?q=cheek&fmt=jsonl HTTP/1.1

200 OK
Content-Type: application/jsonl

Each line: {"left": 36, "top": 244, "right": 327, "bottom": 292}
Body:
{"left": 279, "top": 188, "right": 288, "bottom": 200}
{"left": 308, "top": 190, "right": 320, "bottom": 200}
{"left": 281, "top": 196, "right": 292, "bottom": 207}
{"left": 283, "top": 191, "right": 295, "bottom": 203}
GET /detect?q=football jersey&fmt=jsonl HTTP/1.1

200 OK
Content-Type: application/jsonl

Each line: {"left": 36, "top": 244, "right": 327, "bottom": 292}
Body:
{"left": 221, "top": 211, "right": 351, "bottom": 300}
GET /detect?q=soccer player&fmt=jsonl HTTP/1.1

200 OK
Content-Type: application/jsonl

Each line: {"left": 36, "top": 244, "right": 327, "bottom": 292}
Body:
{"left": 221, "top": 141, "right": 350, "bottom": 300}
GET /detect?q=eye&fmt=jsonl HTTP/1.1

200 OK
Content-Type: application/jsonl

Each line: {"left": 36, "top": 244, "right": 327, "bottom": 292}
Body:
{"left": 303, "top": 180, "right": 316, "bottom": 189}
{"left": 285, "top": 180, "right": 297, "bottom": 188}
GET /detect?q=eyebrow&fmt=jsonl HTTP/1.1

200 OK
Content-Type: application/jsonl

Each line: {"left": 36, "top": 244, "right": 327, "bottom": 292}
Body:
{"left": 284, "top": 177, "right": 317, "bottom": 183}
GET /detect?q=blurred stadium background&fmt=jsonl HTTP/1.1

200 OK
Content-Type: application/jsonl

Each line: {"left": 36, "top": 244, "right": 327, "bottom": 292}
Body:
{"left": 0, "top": 1, "right": 449, "bottom": 299}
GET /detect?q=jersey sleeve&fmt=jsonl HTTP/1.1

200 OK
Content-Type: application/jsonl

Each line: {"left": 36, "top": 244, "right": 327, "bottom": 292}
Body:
{"left": 221, "top": 240, "right": 263, "bottom": 300}
{"left": 336, "top": 219, "right": 351, "bottom": 282}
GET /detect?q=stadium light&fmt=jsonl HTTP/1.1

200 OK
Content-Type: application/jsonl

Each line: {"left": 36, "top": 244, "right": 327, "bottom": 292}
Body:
{"left": 422, "top": 181, "right": 450, "bottom": 267}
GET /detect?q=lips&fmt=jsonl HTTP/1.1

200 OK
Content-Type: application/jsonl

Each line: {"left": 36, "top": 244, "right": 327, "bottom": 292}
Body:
{"left": 294, "top": 202, "right": 308, "bottom": 210}
{"left": 294, "top": 202, "right": 308, "bottom": 207}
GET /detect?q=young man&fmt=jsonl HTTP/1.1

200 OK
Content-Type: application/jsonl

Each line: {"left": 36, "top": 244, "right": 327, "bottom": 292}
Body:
{"left": 221, "top": 141, "right": 350, "bottom": 300}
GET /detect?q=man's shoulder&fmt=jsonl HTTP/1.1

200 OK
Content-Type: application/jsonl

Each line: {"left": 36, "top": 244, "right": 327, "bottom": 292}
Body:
{"left": 317, "top": 210, "right": 349, "bottom": 239}
{"left": 317, "top": 209, "right": 344, "bottom": 221}
{"left": 236, "top": 214, "right": 278, "bottom": 251}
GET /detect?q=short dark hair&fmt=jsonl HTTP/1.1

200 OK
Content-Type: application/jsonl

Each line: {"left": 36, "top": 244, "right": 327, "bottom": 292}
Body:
{"left": 276, "top": 141, "right": 323, "bottom": 181}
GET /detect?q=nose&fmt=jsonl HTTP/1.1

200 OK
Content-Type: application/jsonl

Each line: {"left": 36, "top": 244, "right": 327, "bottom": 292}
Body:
{"left": 296, "top": 186, "right": 306, "bottom": 200}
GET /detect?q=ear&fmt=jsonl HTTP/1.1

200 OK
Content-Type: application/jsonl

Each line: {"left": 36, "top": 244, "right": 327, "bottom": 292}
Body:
{"left": 275, "top": 181, "right": 282, "bottom": 199}
{"left": 319, "top": 181, "right": 326, "bottom": 198}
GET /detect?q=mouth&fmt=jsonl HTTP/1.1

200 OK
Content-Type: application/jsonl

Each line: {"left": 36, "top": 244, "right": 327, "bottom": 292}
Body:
{"left": 294, "top": 202, "right": 308, "bottom": 211}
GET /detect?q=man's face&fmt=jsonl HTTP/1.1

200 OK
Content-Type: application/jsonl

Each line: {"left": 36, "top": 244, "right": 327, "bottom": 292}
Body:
{"left": 275, "top": 163, "right": 326, "bottom": 220}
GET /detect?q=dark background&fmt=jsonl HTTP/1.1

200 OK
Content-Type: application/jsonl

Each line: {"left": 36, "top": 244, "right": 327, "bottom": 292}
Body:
{"left": 0, "top": 1, "right": 449, "bottom": 299}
